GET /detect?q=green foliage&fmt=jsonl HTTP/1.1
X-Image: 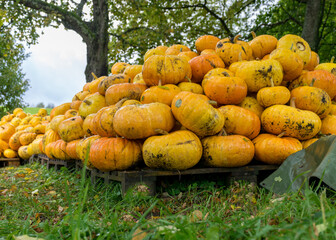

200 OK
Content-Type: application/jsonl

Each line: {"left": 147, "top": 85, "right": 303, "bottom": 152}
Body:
{"left": 0, "top": 12, "right": 29, "bottom": 118}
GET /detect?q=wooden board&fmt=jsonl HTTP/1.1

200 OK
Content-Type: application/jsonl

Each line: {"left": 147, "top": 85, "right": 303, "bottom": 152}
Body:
{"left": 0, "top": 158, "right": 21, "bottom": 167}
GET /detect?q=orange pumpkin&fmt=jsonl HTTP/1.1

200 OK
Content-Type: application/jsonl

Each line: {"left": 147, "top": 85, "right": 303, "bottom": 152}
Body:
{"left": 105, "top": 83, "right": 147, "bottom": 106}
{"left": 57, "top": 116, "right": 85, "bottom": 142}
{"left": 140, "top": 84, "right": 181, "bottom": 106}
{"left": 195, "top": 35, "right": 220, "bottom": 53}
{"left": 123, "top": 65, "right": 143, "bottom": 80}
{"left": 111, "top": 62, "right": 130, "bottom": 74}
{"left": 249, "top": 32, "right": 278, "bottom": 59}
{"left": 321, "top": 115, "right": 336, "bottom": 135}
{"left": 165, "top": 44, "right": 191, "bottom": 55}
{"left": 144, "top": 46, "right": 167, "bottom": 62}
{"left": 304, "top": 51, "right": 319, "bottom": 71}
{"left": 98, "top": 74, "right": 132, "bottom": 95}
{"left": 76, "top": 135, "right": 101, "bottom": 168}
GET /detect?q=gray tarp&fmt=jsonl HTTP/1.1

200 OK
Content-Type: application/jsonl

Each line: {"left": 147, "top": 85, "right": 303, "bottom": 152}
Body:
{"left": 260, "top": 135, "right": 336, "bottom": 194}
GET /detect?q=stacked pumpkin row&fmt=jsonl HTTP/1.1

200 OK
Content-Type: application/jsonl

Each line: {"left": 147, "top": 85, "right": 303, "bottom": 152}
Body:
{"left": 0, "top": 108, "right": 50, "bottom": 159}
{"left": 15, "top": 32, "right": 336, "bottom": 172}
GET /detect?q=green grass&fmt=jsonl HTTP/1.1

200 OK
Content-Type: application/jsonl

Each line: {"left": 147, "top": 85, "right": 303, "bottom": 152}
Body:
{"left": 1, "top": 163, "right": 336, "bottom": 239}
{"left": 24, "top": 108, "right": 52, "bottom": 115}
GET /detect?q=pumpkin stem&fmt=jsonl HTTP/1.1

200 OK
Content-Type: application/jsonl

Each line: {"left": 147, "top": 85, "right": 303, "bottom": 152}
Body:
{"left": 233, "top": 34, "right": 241, "bottom": 43}
{"left": 154, "top": 129, "right": 169, "bottom": 135}
{"left": 331, "top": 56, "right": 335, "bottom": 63}
{"left": 251, "top": 31, "right": 257, "bottom": 39}
{"left": 91, "top": 72, "right": 98, "bottom": 80}
{"left": 270, "top": 77, "right": 274, "bottom": 87}
{"left": 277, "top": 132, "right": 286, "bottom": 138}
{"left": 208, "top": 100, "right": 218, "bottom": 107}
{"left": 290, "top": 97, "right": 296, "bottom": 108}
{"left": 217, "top": 128, "right": 227, "bottom": 136}
{"left": 238, "top": 52, "right": 243, "bottom": 62}
{"left": 184, "top": 76, "right": 192, "bottom": 82}
{"left": 310, "top": 78, "right": 316, "bottom": 87}
{"left": 83, "top": 100, "right": 92, "bottom": 106}
{"left": 158, "top": 79, "right": 162, "bottom": 86}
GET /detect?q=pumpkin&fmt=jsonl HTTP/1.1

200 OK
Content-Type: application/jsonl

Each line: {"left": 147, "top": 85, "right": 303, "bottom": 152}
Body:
{"left": 122, "top": 100, "right": 142, "bottom": 106}
{"left": 132, "top": 73, "right": 146, "bottom": 85}
{"left": 330, "top": 103, "right": 336, "bottom": 115}
{"left": 235, "top": 59, "right": 283, "bottom": 92}
{"left": 57, "top": 116, "right": 85, "bottom": 142}
{"left": 50, "top": 102, "right": 71, "bottom": 120}
{"left": 189, "top": 54, "right": 225, "bottom": 83}
{"left": 70, "top": 100, "right": 82, "bottom": 110}
{"left": 82, "top": 114, "right": 97, "bottom": 136}
{"left": 200, "top": 49, "right": 217, "bottom": 55}
{"left": 249, "top": 32, "right": 278, "bottom": 59}
{"left": 113, "top": 102, "right": 175, "bottom": 139}
{"left": 143, "top": 130, "right": 202, "bottom": 170}
{"left": 291, "top": 86, "right": 331, "bottom": 118}
{"left": 171, "top": 91, "right": 224, "bottom": 137}
{"left": 142, "top": 55, "right": 192, "bottom": 86}
{"left": 72, "top": 90, "right": 90, "bottom": 101}
{"left": 203, "top": 76, "right": 247, "bottom": 105}
{"left": 98, "top": 74, "right": 132, "bottom": 95}
{"left": 33, "top": 123, "right": 47, "bottom": 135}
{"left": 253, "top": 133, "right": 302, "bottom": 165}
{"left": 195, "top": 35, "right": 220, "bottom": 53}
{"left": 4, "top": 149, "right": 18, "bottom": 158}
{"left": 89, "top": 137, "right": 142, "bottom": 171}
{"left": 10, "top": 117, "right": 21, "bottom": 127}
{"left": 49, "top": 115, "right": 66, "bottom": 133}
{"left": 18, "top": 146, "right": 30, "bottom": 160}
{"left": 111, "top": 62, "right": 130, "bottom": 74}
{"left": 105, "top": 83, "right": 147, "bottom": 106}
{"left": 19, "top": 132, "right": 37, "bottom": 146}
{"left": 52, "top": 140, "right": 70, "bottom": 160}
{"left": 203, "top": 68, "right": 235, "bottom": 84}
{"left": 277, "top": 34, "right": 312, "bottom": 66}
{"left": 177, "top": 51, "right": 198, "bottom": 61}
{"left": 218, "top": 105, "right": 260, "bottom": 139}
{"left": 0, "top": 139, "right": 9, "bottom": 155}
{"left": 239, "top": 96, "right": 264, "bottom": 118}
{"left": 41, "top": 129, "right": 61, "bottom": 153}
{"left": 269, "top": 48, "right": 304, "bottom": 81}
{"left": 76, "top": 135, "right": 101, "bottom": 168}
{"left": 215, "top": 35, "right": 253, "bottom": 65}
{"left": 177, "top": 82, "right": 203, "bottom": 94}
{"left": 64, "top": 109, "right": 79, "bottom": 119}
{"left": 304, "top": 51, "right": 319, "bottom": 71}
{"left": 78, "top": 92, "right": 106, "bottom": 118}
{"left": 140, "top": 83, "right": 181, "bottom": 106}
{"left": 321, "top": 115, "right": 336, "bottom": 135}
{"left": 27, "top": 138, "right": 43, "bottom": 156}
{"left": 8, "top": 131, "right": 25, "bottom": 151}
{"left": 65, "top": 139, "right": 80, "bottom": 160}
{"left": 93, "top": 99, "right": 126, "bottom": 137}
{"left": 202, "top": 132, "right": 254, "bottom": 167}
{"left": 0, "top": 123, "right": 15, "bottom": 141}
{"left": 144, "top": 46, "right": 167, "bottom": 62}
{"left": 261, "top": 99, "right": 321, "bottom": 140}
{"left": 289, "top": 69, "right": 336, "bottom": 99}
{"left": 315, "top": 56, "right": 336, "bottom": 77}
{"left": 256, "top": 79, "right": 291, "bottom": 107}
{"left": 13, "top": 108, "right": 24, "bottom": 116}
{"left": 165, "top": 44, "right": 191, "bottom": 55}
{"left": 37, "top": 108, "right": 48, "bottom": 117}
{"left": 123, "top": 65, "right": 143, "bottom": 80}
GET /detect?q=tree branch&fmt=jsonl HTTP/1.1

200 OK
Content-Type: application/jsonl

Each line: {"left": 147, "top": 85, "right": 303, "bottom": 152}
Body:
{"left": 153, "top": 1, "right": 233, "bottom": 37}
{"left": 252, "top": 18, "right": 290, "bottom": 32}
{"left": 15, "top": 0, "right": 94, "bottom": 43}
{"left": 280, "top": 5, "right": 302, "bottom": 26}
{"left": 319, "top": 1, "right": 332, "bottom": 41}
{"left": 76, "top": 0, "right": 88, "bottom": 17}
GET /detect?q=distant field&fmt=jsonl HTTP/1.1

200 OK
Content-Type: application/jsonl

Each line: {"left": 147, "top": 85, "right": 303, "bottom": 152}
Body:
{"left": 24, "top": 107, "right": 52, "bottom": 115}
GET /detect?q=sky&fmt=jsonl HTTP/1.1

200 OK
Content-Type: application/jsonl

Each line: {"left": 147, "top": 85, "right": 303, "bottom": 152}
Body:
{"left": 22, "top": 26, "right": 87, "bottom": 107}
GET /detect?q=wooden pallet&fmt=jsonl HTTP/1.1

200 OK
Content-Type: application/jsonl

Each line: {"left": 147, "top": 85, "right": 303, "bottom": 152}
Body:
{"left": 39, "top": 155, "right": 76, "bottom": 170}
{"left": 90, "top": 164, "right": 278, "bottom": 196}
{"left": 0, "top": 157, "right": 21, "bottom": 167}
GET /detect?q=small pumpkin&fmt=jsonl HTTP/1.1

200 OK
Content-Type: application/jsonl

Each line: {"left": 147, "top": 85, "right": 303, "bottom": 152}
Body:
{"left": 144, "top": 46, "right": 167, "bottom": 62}
{"left": 218, "top": 105, "right": 260, "bottom": 139}
{"left": 321, "top": 115, "right": 336, "bottom": 135}
{"left": 123, "top": 65, "right": 143, "bottom": 81}
{"left": 249, "top": 32, "right": 278, "bottom": 59}
{"left": 8, "top": 131, "right": 25, "bottom": 151}
{"left": 0, "top": 123, "right": 15, "bottom": 142}
{"left": 19, "top": 132, "right": 37, "bottom": 146}
{"left": 4, "top": 149, "right": 18, "bottom": 158}
{"left": 140, "top": 83, "right": 181, "bottom": 106}
{"left": 89, "top": 137, "right": 142, "bottom": 171}
{"left": 253, "top": 133, "right": 302, "bottom": 165}
{"left": 78, "top": 92, "right": 106, "bottom": 118}
{"left": 256, "top": 79, "right": 291, "bottom": 107}
{"left": 49, "top": 115, "right": 66, "bottom": 132}
{"left": 105, "top": 83, "right": 147, "bottom": 106}
{"left": 171, "top": 91, "right": 224, "bottom": 137}
{"left": 165, "top": 44, "right": 191, "bottom": 55}
{"left": 57, "top": 116, "right": 85, "bottom": 142}
{"left": 50, "top": 102, "right": 72, "bottom": 120}
{"left": 41, "top": 129, "right": 61, "bottom": 154}
{"left": 215, "top": 35, "right": 253, "bottom": 65}
{"left": 82, "top": 113, "right": 98, "bottom": 136}
{"left": 177, "top": 51, "right": 198, "bottom": 61}
{"left": 203, "top": 76, "right": 247, "bottom": 105}
{"left": 177, "top": 82, "right": 203, "bottom": 95}
{"left": 277, "top": 34, "right": 312, "bottom": 66}
{"left": 315, "top": 56, "right": 336, "bottom": 77}
{"left": 65, "top": 139, "right": 80, "bottom": 160}
{"left": 18, "top": 146, "right": 31, "bottom": 160}
{"left": 195, "top": 35, "right": 220, "bottom": 53}
{"left": 52, "top": 140, "right": 70, "bottom": 160}
{"left": 304, "top": 51, "right": 319, "bottom": 71}
{"left": 239, "top": 96, "right": 264, "bottom": 118}
{"left": 111, "top": 62, "right": 130, "bottom": 74}
{"left": 113, "top": 102, "right": 175, "bottom": 139}
{"left": 302, "top": 138, "right": 319, "bottom": 149}
{"left": 143, "top": 130, "right": 202, "bottom": 170}
{"left": 189, "top": 54, "right": 225, "bottom": 83}
{"left": 202, "top": 131, "right": 254, "bottom": 167}
{"left": 98, "top": 74, "right": 132, "bottom": 95}
{"left": 142, "top": 55, "right": 192, "bottom": 86}
{"left": 76, "top": 135, "right": 101, "bottom": 168}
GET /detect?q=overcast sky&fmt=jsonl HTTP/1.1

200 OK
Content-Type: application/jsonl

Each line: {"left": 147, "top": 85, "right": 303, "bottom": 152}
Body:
{"left": 22, "top": 26, "right": 87, "bottom": 107}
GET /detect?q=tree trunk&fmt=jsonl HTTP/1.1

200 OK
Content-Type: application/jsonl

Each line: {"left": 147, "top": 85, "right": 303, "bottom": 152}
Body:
{"left": 302, "top": 0, "right": 321, "bottom": 51}
{"left": 84, "top": 0, "right": 109, "bottom": 82}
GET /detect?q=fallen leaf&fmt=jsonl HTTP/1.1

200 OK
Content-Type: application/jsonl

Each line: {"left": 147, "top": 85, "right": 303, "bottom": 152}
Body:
{"left": 14, "top": 235, "right": 44, "bottom": 240}
{"left": 274, "top": 176, "right": 282, "bottom": 182}
{"left": 132, "top": 228, "right": 147, "bottom": 240}
{"left": 47, "top": 191, "right": 57, "bottom": 196}
{"left": 190, "top": 210, "right": 203, "bottom": 222}
{"left": 31, "top": 189, "right": 39, "bottom": 196}
{"left": 58, "top": 206, "right": 64, "bottom": 213}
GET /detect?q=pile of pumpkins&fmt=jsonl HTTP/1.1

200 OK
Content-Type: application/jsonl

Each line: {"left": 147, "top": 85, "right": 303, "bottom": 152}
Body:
{"left": 3, "top": 32, "right": 336, "bottom": 172}
{"left": 0, "top": 108, "right": 50, "bottom": 159}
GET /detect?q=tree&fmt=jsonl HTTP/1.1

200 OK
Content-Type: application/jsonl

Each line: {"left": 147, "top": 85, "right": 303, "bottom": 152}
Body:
{"left": 36, "top": 102, "right": 45, "bottom": 108}
{"left": 0, "top": 10, "right": 29, "bottom": 117}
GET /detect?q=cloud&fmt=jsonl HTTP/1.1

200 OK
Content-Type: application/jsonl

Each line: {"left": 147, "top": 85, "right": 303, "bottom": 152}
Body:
{"left": 22, "top": 26, "right": 86, "bottom": 107}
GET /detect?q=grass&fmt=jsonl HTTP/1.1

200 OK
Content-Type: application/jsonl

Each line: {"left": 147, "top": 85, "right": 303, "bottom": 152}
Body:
{"left": 1, "top": 163, "right": 336, "bottom": 239}
{"left": 24, "top": 108, "right": 52, "bottom": 115}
